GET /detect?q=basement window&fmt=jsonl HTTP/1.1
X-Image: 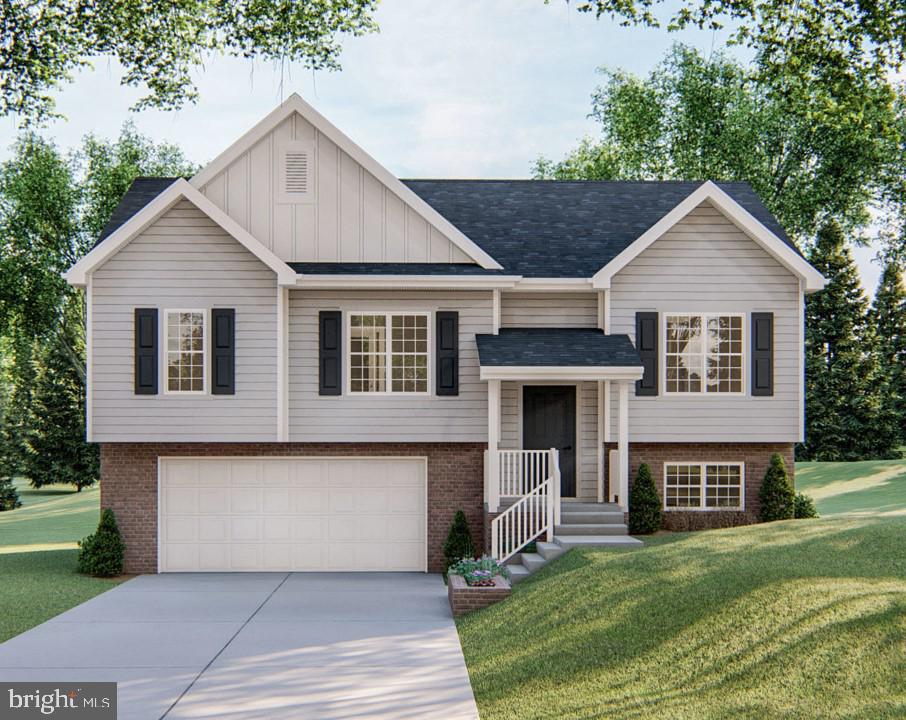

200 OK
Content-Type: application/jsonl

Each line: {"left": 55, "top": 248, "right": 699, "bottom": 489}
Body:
{"left": 664, "top": 462, "right": 744, "bottom": 510}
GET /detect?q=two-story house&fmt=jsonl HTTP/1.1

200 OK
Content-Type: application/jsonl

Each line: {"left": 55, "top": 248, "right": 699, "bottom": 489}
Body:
{"left": 65, "top": 95, "right": 825, "bottom": 578}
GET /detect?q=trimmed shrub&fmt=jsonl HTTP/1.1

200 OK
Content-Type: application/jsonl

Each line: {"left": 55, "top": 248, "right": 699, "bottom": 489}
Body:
{"left": 0, "top": 479, "right": 20, "bottom": 511}
{"left": 443, "top": 510, "right": 475, "bottom": 573}
{"left": 759, "top": 453, "right": 795, "bottom": 521}
{"left": 794, "top": 492, "right": 819, "bottom": 519}
{"left": 629, "top": 463, "right": 662, "bottom": 534}
{"left": 77, "top": 509, "right": 125, "bottom": 577}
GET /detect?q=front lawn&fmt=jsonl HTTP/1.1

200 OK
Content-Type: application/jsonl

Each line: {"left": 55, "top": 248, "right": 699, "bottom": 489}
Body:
{"left": 796, "top": 459, "right": 906, "bottom": 517}
{"left": 458, "top": 518, "right": 906, "bottom": 719}
{"left": 0, "top": 480, "right": 123, "bottom": 643}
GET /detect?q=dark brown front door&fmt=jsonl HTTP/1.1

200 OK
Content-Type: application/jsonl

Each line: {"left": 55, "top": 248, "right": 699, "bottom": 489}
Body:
{"left": 522, "top": 385, "right": 576, "bottom": 497}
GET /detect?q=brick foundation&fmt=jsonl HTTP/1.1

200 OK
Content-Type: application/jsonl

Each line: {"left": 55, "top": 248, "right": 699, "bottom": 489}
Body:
{"left": 100, "top": 442, "right": 485, "bottom": 574}
{"left": 447, "top": 574, "right": 511, "bottom": 617}
{"left": 621, "top": 442, "right": 795, "bottom": 530}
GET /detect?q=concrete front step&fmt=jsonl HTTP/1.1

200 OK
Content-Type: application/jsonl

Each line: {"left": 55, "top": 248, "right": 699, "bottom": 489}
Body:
{"left": 536, "top": 541, "right": 565, "bottom": 562}
{"left": 561, "top": 502, "right": 623, "bottom": 512}
{"left": 507, "top": 563, "right": 531, "bottom": 583}
{"left": 554, "top": 535, "right": 643, "bottom": 549}
{"left": 560, "top": 510, "right": 625, "bottom": 524}
{"left": 555, "top": 523, "right": 628, "bottom": 536}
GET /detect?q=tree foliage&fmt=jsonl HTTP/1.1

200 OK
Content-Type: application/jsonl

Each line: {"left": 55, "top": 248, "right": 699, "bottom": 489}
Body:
{"left": 628, "top": 463, "right": 662, "bottom": 534}
{"left": 77, "top": 508, "right": 125, "bottom": 577}
{"left": 871, "top": 257, "right": 906, "bottom": 446}
{"left": 535, "top": 45, "right": 905, "bottom": 246}
{"left": 758, "top": 452, "right": 795, "bottom": 521}
{"left": 0, "top": 1, "right": 379, "bottom": 123}
{"left": 801, "top": 223, "right": 901, "bottom": 460}
{"left": 443, "top": 510, "right": 476, "bottom": 572}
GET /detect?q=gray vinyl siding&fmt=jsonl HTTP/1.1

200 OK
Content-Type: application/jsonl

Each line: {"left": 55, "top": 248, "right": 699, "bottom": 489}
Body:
{"left": 609, "top": 201, "right": 802, "bottom": 442}
{"left": 499, "top": 380, "right": 599, "bottom": 501}
{"left": 500, "top": 292, "right": 597, "bottom": 328}
{"left": 288, "top": 290, "right": 492, "bottom": 442}
{"left": 91, "top": 201, "right": 278, "bottom": 441}
{"left": 200, "top": 112, "right": 471, "bottom": 264}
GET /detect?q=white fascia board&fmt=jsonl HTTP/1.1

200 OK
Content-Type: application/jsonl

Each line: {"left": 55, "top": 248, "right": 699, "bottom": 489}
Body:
{"left": 591, "top": 181, "right": 826, "bottom": 292}
{"left": 64, "top": 179, "right": 296, "bottom": 286}
{"left": 480, "top": 366, "right": 644, "bottom": 382}
{"left": 510, "top": 278, "right": 594, "bottom": 292}
{"left": 190, "top": 93, "right": 503, "bottom": 271}
{"left": 293, "top": 274, "right": 521, "bottom": 290}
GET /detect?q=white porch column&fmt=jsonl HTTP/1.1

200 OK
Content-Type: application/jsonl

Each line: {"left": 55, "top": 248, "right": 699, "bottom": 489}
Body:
{"left": 618, "top": 380, "right": 630, "bottom": 511}
{"left": 276, "top": 286, "right": 289, "bottom": 442}
{"left": 487, "top": 379, "right": 501, "bottom": 512}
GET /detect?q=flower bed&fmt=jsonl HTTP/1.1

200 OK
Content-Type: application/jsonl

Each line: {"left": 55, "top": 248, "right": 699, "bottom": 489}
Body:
{"left": 447, "top": 555, "right": 511, "bottom": 617}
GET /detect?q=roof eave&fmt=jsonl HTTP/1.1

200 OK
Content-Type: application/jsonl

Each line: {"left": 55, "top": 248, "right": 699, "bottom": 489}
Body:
{"left": 479, "top": 365, "right": 644, "bottom": 382}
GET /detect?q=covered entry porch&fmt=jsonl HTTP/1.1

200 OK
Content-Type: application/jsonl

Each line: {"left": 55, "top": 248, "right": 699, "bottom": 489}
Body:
{"left": 476, "top": 329, "right": 644, "bottom": 562}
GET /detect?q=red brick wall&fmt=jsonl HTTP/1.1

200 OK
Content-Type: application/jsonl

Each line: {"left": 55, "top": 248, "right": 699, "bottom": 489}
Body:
{"left": 100, "top": 442, "right": 485, "bottom": 574}
{"left": 620, "top": 442, "right": 795, "bottom": 530}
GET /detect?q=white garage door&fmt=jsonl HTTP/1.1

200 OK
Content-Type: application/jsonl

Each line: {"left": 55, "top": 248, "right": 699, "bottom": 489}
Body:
{"left": 159, "top": 457, "right": 426, "bottom": 572}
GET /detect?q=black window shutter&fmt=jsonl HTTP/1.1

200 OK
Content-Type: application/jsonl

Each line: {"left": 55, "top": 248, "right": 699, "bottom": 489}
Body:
{"left": 436, "top": 311, "right": 459, "bottom": 396}
{"left": 134, "top": 308, "right": 158, "bottom": 395}
{"left": 635, "top": 311, "right": 658, "bottom": 396}
{"left": 319, "top": 311, "right": 342, "bottom": 396}
{"left": 751, "top": 312, "right": 774, "bottom": 396}
{"left": 211, "top": 308, "right": 235, "bottom": 395}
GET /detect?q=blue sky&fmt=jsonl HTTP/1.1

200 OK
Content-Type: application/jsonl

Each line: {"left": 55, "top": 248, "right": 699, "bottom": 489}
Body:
{"left": 0, "top": 0, "right": 885, "bottom": 290}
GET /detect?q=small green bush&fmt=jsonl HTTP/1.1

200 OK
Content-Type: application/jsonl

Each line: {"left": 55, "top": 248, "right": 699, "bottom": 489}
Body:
{"left": 759, "top": 453, "right": 795, "bottom": 521}
{"left": 629, "top": 463, "right": 662, "bottom": 534}
{"left": 0, "top": 479, "right": 21, "bottom": 511}
{"left": 77, "top": 508, "right": 125, "bottom": 577}
{"left": 794, "top": 492, "right": 819, "bottom": 519}
{"left": 448, "top": 555, "right": 509, "bottom": 585}
{"left": 443, "top": 510, "right": 475, "bottom": 573}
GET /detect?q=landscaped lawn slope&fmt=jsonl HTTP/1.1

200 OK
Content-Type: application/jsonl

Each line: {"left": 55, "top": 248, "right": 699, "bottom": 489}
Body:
{"left": 796, "top": 459, "right": 906, "bottom": 517}
{"left": 0, "top": 480, "right": 122, "bottom": 643}
{"left": 458, "top": 518, "right": 906, "bottom": 720}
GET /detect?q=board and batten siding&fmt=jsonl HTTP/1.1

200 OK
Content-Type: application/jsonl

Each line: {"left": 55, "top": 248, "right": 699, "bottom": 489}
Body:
{"left": 90, "top": 201, "right": 278, "bottom": 441}
{"left": 609, "top": 201, "right": 802, "bottom": 442}
{"left": 500, "top": 380, "right": 600, "bottom": 501}
{"left": 500, "top": 292, "right": 597, "bottom": 328}
{"left": 288, "top": 290, "right": 492, "bottom": 442}
{"left": 199, "top": 111, "right": 471, "bottom": 265}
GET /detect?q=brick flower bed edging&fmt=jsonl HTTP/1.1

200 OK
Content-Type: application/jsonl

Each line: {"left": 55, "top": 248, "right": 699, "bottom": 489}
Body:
{"left": 448, "top": 574, "right": 511, "bottom": 617}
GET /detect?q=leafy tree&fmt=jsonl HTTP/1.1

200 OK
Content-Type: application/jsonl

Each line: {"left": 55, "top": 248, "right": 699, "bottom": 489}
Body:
{"left": 628, "top": 463, "right": 661, "bottom": 534}
{"left": 759, "top": 453, "right": 795, "bottom": 521}
{"left": 801, "top": 222, "right": 901, "bottom": 460}
{"left": 78, "top": 508, "right": 125, "bottom": 577}
{"left": 25, "top": 298, "right": 97, "bottom": 491}
{"left": 0, "top": 331, "right": 37, "bottom": 499}
{"left": 535, "top": 45, "right": 905, "bottom": 244}
{"left": 0, "top": 1, "right": 379, "bottom": 123}
{"left": 443, "top": 510, "right": 476, "bottom": 573}
{"left": 871, "top": 257, "right": 906, "bottom": 446}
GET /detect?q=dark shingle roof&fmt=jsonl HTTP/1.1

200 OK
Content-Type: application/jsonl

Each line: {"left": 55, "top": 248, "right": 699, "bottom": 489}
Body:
{"left": 402, "top": 179, "right": 797, "bottom": 278}
{"left": 95, "top": 177, "right": 795, "bottom": 279}
{"left": 476, "top": 329, "right": 642, "bottom": 367}
{"left": 288, "top": 263, "right": 504, "bottom": 275}
{"left": 96, "top": 177, "right": 179, "bottom": 245}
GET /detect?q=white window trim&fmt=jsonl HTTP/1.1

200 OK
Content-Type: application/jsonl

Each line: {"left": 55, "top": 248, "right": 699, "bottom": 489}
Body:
{"left": 662, "top": 312, "right": 746, "bottom": 397}
{"left": 662, "top": 461, "right": 746, "bottom": 511}
{"left": 163, "top": 308, "right": 208, "bottom": 395}
{"left": 345, "top": 311, "right": 433, "bottom": 396}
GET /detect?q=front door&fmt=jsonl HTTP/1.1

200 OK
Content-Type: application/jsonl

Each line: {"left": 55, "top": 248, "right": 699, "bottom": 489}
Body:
{"left": 522, "top": 386, "right": 576, "bottom": 498}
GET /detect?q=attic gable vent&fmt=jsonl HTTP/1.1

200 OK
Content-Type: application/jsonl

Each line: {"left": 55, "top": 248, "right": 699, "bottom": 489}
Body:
{"left": 277, "top": 141, "right": 315, "bottom": 204}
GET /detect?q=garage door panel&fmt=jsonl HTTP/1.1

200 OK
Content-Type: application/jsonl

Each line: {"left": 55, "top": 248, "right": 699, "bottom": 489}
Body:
{"left": 160, "top": 458, "right": 426, "bottom": 572}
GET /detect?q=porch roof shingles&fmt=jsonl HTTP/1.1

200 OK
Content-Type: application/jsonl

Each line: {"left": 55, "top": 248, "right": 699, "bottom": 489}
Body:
{"left": 476, "top": 328, "right": 642, "bottom": 367}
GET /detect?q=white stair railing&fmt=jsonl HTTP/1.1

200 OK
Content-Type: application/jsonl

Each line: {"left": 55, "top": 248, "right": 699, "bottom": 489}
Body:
{"left": 497, "top": 449, "right": 551, "bottom": 497}
{"left": 491, "top": 478, "right": 553, "bottom": 564}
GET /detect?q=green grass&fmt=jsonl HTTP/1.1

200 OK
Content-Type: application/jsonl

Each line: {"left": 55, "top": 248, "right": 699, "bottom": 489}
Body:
{"left": 0, "top": 479, "right": 122, "bottom": 643}
{"left": 795, "top": 459, "right": 906, "bottom": 517}
{"left": 459, "top": 518, "right": 906, "bottom": 719}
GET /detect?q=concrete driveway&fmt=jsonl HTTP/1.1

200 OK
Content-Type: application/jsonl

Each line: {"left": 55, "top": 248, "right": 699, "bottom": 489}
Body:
{"left": 0, "top": 573, "right": 478, "bottom": 720}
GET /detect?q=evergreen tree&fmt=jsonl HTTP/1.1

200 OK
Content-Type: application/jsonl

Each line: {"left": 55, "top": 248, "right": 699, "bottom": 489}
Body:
{"left": 0, "top": 331, "right": 36, "bottom": 504}
{"left": 871, "top": 258, "right": 906, "bottom": 446}
{"left": 77, "top": 508, "right": 125, "bottom": 577}
{"left": 443, "top": 510, "right": 476, "bottom": 573}
{"left": 628, "top": 463, "right": 662, "bottom": 534}
{"left": 759, "top": 453, "right": 795, "bottom": 521}
{"left": 24, "top": 299, "right": 98, "bottom": 491}
{"left": 800, "top": 222, "right": 900, "bottom": 460}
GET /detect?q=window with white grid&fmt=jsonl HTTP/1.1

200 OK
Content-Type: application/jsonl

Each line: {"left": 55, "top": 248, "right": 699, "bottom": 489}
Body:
{"left": 665, "top": 314, "right": 743, "bottom": 393}
{"left": 664, "top": 463, "right": 744, "bottom": 510}
{"left": 166, "top": 310, "right": 205, "bottom": 393}
{"left": 349, "top": 313, "right": 429, "bottom": 394}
